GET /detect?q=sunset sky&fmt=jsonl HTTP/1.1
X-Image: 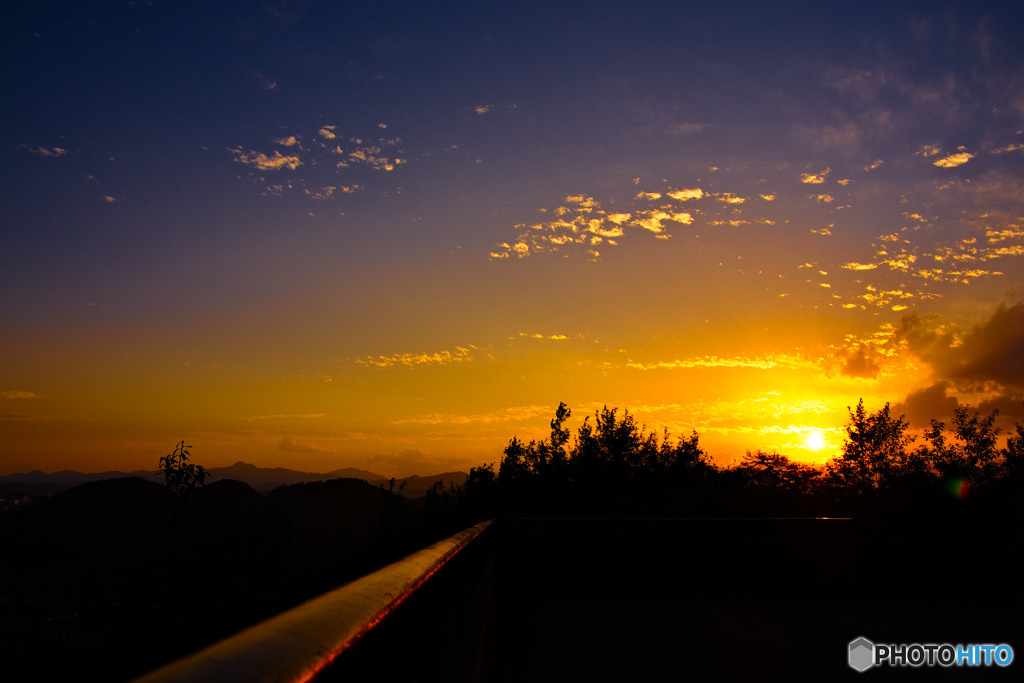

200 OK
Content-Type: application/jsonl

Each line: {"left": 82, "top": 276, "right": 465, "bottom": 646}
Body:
{"left": 3, "top": 1, "right": 1023, "bottom": 476}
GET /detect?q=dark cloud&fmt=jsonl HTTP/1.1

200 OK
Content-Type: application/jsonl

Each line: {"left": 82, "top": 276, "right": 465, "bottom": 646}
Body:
{"left": 895, "top": 304, "right": 1024, "bottom": 427}
{"left": 944, "top": 303, "right": 1024, "bottom": 390}
{"left": 841, "top": 346, "right": 881, "bottom": 379}
{"left": 893, "top": 311, "right": 953, "bottom": 363}
{"left": 893, "top": 381, "right": 959, "bottom": 429}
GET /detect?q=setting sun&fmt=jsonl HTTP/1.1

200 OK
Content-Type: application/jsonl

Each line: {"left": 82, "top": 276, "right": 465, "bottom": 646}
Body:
{"left": 804, "top": 429, "right": 827, "bottom": 453}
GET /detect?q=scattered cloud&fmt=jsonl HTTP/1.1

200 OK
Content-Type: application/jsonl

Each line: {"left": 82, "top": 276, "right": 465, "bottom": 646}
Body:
{"left": 231, "top": 148, "right": 302, "bottom": 171}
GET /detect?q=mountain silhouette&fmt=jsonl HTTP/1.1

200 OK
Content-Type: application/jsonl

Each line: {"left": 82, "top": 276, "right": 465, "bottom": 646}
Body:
{"left": 0, "top": 462, "right": 468, "bottom": 497}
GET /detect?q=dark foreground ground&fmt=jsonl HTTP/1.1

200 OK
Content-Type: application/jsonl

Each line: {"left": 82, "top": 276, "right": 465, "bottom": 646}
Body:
{"left": 335, "top": 517, "right": 1023, "bottom": 682}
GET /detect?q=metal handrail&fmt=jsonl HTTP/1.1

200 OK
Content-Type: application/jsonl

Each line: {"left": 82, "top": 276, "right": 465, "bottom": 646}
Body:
{"left": 133, "top": 520, "right": 493, "bottom": 683}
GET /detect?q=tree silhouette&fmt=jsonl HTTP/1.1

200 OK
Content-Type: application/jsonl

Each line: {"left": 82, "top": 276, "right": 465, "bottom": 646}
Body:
{"left": 827, "top": 400, "right": 916, "bottom": 490}
{"left": 920, "top": 406, "right": 1001, "bottom": 482}
{"left": 739, "top": 450, "right": 820, "bottom": 493}
{"left": 158, "top": 440, "right": 209, "bottom": 498}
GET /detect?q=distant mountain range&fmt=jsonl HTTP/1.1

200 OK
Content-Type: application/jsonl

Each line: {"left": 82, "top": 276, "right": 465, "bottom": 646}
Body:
{"left": 0, "top": 461, "right": 468, "bottom": 498}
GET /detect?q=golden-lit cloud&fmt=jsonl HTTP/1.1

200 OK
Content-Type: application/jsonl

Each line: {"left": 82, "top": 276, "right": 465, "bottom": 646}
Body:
{"left": 917, "top": 144, "right": 942, "bottom": 157}
{"left": 716, "top": 192, "right": 746, "bottom": 204}
{"left": 318, "top": 126, "right": 337, "bottom": 139}
{"left": 356, "top": 346, "right": 476, "bottom": 368}
{"left": 273, "top": 136, "right": 300, "bottom": 147}
{"left": 231, "top": 148, "right": 302, "bottom": 171}
{"left": 566, "top": 194, "right": 600, "bottom": 208}
{"left": 515, "top": 332, "right": 571, "bottom": 341}
{"left": 667, "top": 188, "right": 703, "bottom": 201}
{"left": 800, "top": 168, "right": 830, "bottom": 184}
{"left": 933, "top": 150, "right": 974, "bottom": 168}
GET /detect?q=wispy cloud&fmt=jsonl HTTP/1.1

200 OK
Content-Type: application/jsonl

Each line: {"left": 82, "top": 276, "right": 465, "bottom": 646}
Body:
{"left": 355, "top": 346, "right": 476, "bottom": 368}
{"left": 392, "top": 404, "right": 551, "bottom": 425}
{"left": 239, "top": 413, "right": 327, "bottom": 422}
{"left": 279, "top": 437, "right": 336, "bottom": 455}
{"left": 624, "top": 353, "right": 816, "bottom": 371}
{"left": 665, "top": 122, "right": 711, "bottom": 135}
{"left": 27, "top": 146, "right": 67, "bottom": 158}
{"left": 0, "top": 391, "right": 42, "bottom": 399}
{"left": 991, "top": 143, "right": 1024, "bottom": 154}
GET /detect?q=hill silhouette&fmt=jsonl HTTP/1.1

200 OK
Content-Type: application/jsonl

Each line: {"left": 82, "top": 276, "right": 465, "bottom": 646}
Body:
{"left": 0, "top": 472, "right": 442, "bottom": 681}
{"left": 0, "top": 461, "right": 468, "bottom": 497}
